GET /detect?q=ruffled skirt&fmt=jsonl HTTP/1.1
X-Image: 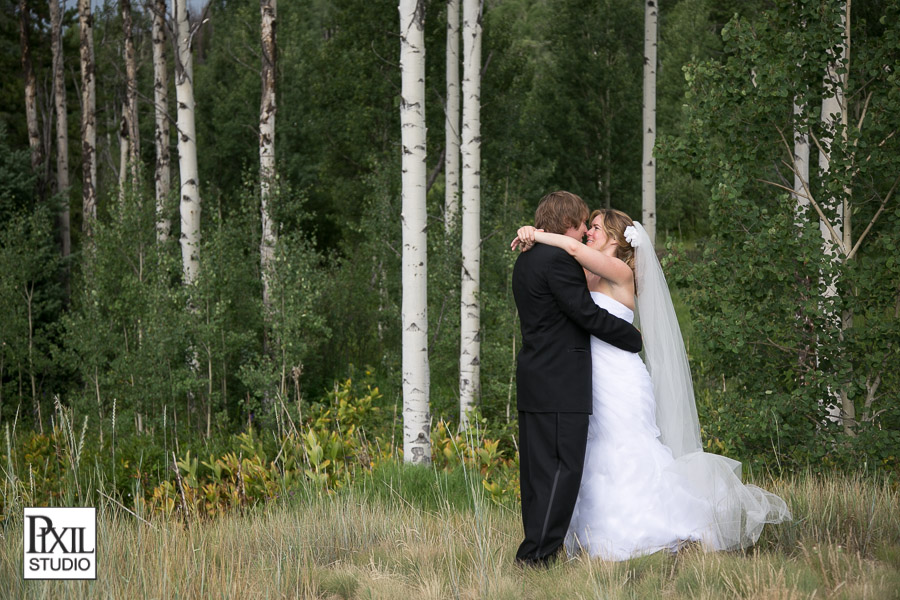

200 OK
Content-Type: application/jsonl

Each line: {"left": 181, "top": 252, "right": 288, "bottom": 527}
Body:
{"left": 564, "top": 336, "right": 790, "bottom": 561}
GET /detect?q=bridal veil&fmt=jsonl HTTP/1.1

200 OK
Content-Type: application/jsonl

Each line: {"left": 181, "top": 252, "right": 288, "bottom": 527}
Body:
{"left": 629, "top": 222, "right": 791, "bottom": 551}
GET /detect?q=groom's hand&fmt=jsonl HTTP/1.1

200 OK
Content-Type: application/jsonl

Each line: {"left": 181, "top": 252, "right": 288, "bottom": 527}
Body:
{"left": 511, "top": 226, "right": 542, "bottom": 252}
{"left": 510, "top": 237, "right": 533, "bottom": 252}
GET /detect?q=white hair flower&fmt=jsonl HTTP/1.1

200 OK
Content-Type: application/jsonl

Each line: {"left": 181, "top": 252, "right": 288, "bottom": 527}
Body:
{"left": 624, "top": 225, "right": 638, "bottom": 247}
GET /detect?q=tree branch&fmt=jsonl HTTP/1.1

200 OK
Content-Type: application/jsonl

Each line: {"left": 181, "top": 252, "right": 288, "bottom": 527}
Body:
{"left": 747, "top": 336, "right": 805, "bottom": 358}
{"left": 862, "top": 373, "right": 881, "bottom": 420}
{"left": 808, "top": 129, "right": 829, "bottom": 166}
{"left": 863, "top": 129, "right": 899, "bottom": 166}
{"left": 773, "top": 126, "right": 845, "bottom": 252}
{"left": 426, "top": 146, "right": 445, "bottom": 193}
{"left": 226, "top": 44, "right": 258, "bottom": 73}
{"left": 861, "top": 290, "right": 897, "bottom": 423}
{"left": 857, "top": 90, "right": 874, "bottom": 132}
{"left": 370, "top": 40, "right": 399, "bottom": 69}
{"left": 382, "top": 240, "right": 400, "bottom": 258}
{"left": 770, "top": 158, "right": 794, "bottom": 190}
{"left": 757, "top": 176, "right": 808, "bottom": 200}
{"left": 190, "top": 0, "right": 213, "bottom": 38}
{"left": 847, "top": 173, "right": 900, "bottom": 260}
{"left": 480, "top": 49, "right": 494, "bottom": 79}
{"left": 428, "top": 294, "right": 451, "bottom": 355}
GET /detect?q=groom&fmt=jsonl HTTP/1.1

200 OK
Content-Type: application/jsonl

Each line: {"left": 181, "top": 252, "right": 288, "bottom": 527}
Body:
{"left": 512, "top": 191, "right": 643, "bottom": 566}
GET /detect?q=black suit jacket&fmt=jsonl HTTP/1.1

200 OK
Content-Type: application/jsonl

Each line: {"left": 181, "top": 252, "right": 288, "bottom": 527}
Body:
{"left": 512, "top": 244, "right": 643, "bottom": 413}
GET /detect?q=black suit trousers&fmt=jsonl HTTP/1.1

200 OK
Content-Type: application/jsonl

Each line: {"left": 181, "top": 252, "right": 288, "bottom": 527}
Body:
{"left": 516, "top": 410, "right": 589, "bottom": 563}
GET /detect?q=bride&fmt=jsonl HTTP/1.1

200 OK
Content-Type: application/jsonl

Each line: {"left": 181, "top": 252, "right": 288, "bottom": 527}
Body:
{"left": 513, "top": 209, "right": 790, "bottom": 561}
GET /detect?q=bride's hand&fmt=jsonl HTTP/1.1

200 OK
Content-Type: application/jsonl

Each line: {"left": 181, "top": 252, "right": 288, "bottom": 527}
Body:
{"left": 510, "top": 226, "right": 541, "bottom": 252}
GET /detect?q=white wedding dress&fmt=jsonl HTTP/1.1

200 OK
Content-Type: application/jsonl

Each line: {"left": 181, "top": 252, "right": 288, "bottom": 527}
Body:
{"left": 564, "top": 291, "right": 791, "bottom": 561}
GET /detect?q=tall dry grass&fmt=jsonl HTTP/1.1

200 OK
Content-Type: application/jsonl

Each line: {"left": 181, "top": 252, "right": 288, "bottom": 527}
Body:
{"left": 2, "top": 465, "right": 898, "bottom": 599}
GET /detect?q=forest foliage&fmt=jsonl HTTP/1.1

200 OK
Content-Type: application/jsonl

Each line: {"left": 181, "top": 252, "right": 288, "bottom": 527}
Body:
{"left": 0, "top": 0, "right": 898, "bottom": 515}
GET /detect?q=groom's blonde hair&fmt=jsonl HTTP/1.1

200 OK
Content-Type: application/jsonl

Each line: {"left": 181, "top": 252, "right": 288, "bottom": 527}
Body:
{"left": 534, "top": 191, "right": 590, "bottom": 234}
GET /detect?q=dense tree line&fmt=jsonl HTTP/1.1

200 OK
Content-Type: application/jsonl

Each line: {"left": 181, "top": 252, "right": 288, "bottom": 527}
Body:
{"left": 0, "top": 0, "right": 897, "bottom": 475}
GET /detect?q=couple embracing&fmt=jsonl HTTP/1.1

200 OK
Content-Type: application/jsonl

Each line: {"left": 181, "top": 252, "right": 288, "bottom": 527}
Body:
{"left": 511, "top": 191, "right": 790, "bottom": 566}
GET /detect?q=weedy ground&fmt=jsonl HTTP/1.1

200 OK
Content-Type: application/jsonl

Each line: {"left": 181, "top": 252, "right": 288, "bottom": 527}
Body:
{"left": 2, "top": 463, "right": 899, "bottom": 599}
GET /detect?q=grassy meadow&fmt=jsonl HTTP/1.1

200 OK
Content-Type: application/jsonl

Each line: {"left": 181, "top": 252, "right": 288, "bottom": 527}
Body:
{"left": 2, "top": 463, "right": 899, "bottom": 600}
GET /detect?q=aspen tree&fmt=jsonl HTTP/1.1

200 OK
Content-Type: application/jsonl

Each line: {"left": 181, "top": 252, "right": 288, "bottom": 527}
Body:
{"left": 78, "top": 0, "right": 97, "bottom": 235}
{"left": 122, "top": 0, "right": 140, "bottom": 185}
{"left": 152, "top": 0, "right": 171, "bottom": 242}
{"left": 50, "top": 0, "right": 70, "bottom": 259}
{"left": 816, "top": 2, "right": 850, "bottom": 428}
{"left": 458, "top": 0, "right": 482, "bottom": 430}
{"left": 260, "top": 0, "right": 277, "bottom": 312}
{"left": 19, "top": 0, "right": 42, "bottom": 178}
{"left": 641, "top": 0, "right": 658, "bottom": 244}
{"left": 399, "top": 0, "right": 431, "bottom": 464}
{"left": 444, "top": 0, "right": 460, "bottom": 231}
{"left": 792, "top": 101, "right": 810, "bottom": 220}
{"left": 173, "top": 0, "right": 201, "bottom": 284}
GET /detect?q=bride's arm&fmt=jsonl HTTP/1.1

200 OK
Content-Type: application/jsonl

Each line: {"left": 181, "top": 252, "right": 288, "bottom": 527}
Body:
{"left": 515, "top": 226, "right": 633, "bottom": 285}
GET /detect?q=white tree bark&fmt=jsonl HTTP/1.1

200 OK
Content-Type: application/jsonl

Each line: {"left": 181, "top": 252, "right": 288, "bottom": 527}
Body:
{"left": 792, "top": 98, "right": 809, "bottom": 222}
{"left": 399, "top": 0, "right": 431, "bottom": 464}
{"left": 50, "top": 0, "right": 70, "bottom": 259}
{"left": 259, "top": 0, "right": 277, "bottom": 312}
{"left": 444, "top": 0, "right": 460, "bottom": 232}
{"left": 641, "top": 0, "right": 658, "bottom": 244}
{"left": 816, "top": 3, "right": 849, "bottom": 427}
{"left": 818, "top": 41, "right": 846, "bottom": 270}
{"left": 840, "top": 2, "right": 851, "bottom": 256}
{"left": 118, "top": 108, "right": 129, "bottom": 202}
{"left": 458, "top": 0, "right": 482, "bottom": 430}
{"left": 19, "top": 0, "right": 41, "bottom": 177}
{"left": 174, "top": 0, "right": 201, "bottom": 284}
{"left": 78, "top": 0, "right": 97, "bottom": 235}
{"left": 122, "top": 0, "right": 140, "bottom": 185}
{"left": 152, "top": 0, "right": 171, "bottom": 242}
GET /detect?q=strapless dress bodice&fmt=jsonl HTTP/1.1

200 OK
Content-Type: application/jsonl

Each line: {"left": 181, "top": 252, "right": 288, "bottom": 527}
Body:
{"left": 590, "top": 291, "right": 634, "bottom": 324}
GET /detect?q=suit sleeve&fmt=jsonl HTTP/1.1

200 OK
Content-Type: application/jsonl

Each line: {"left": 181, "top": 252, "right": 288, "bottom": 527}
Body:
{"left": 546, "top": 252, "right": 643, "bottom": 353}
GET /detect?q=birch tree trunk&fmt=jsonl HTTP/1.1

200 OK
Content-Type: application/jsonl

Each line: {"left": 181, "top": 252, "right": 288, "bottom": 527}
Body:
{"left": 19, "top": 0, "right": 42, "bottom": 177}
{"left": 641, "top": 0, "right": 658, "bottom": 244}
{"left": 818, "top": 41, "right": 846, "bottom": 289}
{"left": 122, "top": 0, "right": 140, "bottom": 185}
{"left": 398, "top": 0, "right": 431, "bottom": 464}
{"left": 792, "top": 98, "right": 809, "bottom": 220}
{"left": 259, "top": 0, "right": 277, "bottom": 313}
{"left": 50, "top": 0, "right": 70, "bottom": 260}
{"left": 838, "top": 2, "right": 853, "bottom": 433}
{"left": 152, "top": 0, "right": 171, "bottom": 242}
{"left": 78, "top": 0, "right": 97, "bottom": 235}
{"left": 817, "top": 3, "right": 848, "bottom": 426}
{"left": 458, "top": 0, "right": 482, "bottom": 430}
{"left": 174, "top": 0, "right": 201, "bottom": 285}
{"left": 118, "top": 108, "right": 129, "bottom": 203}
{"left": 444, "top": 0, "right": 460, "bottom": 232}
{"left": 761, "top": 2, "right": 891, "bottom": 436}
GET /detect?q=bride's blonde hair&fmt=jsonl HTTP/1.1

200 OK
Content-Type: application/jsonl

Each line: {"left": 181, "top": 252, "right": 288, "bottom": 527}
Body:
{"left": 590, "top": 208, "right": 637, "bottom": 293}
